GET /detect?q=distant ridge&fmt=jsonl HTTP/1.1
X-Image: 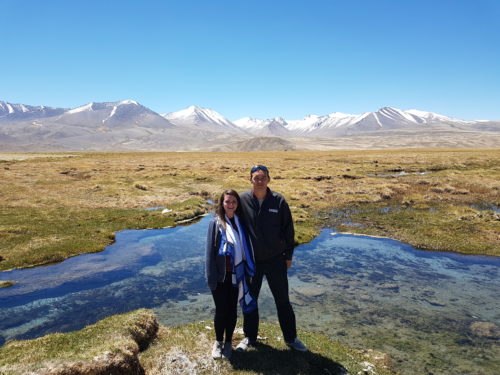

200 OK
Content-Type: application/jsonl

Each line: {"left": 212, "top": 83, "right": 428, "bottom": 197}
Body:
{"left": 208, "top": 136, "right": 297, "bottom": 152}
{"left": 235, "top": 106, "right": 491, "bottom": 137}
{"left": 1, "top": 99, "right": 499, "bottom": 151}
{"left": 0, "top": 101, "right": 67, "bottom": 120}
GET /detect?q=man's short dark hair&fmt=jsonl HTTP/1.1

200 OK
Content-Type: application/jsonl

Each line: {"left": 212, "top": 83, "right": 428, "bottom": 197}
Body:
{"left": 250, "top": 165, "right": 269, "bottom": 178}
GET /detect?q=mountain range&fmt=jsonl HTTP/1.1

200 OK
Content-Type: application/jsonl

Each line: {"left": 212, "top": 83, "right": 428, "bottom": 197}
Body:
{"left": 1, "top": 100, "right": 499, "bottom": 151}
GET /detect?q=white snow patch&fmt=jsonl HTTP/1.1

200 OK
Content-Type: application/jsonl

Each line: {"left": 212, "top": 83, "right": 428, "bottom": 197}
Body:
{"left": 373, "top": 113, "right": 383, "bottom": 127}
{"left": 67, "top": 103, "right": 94, "bottom": 114}
{"left": 119, "top": 100, "right": 139, "bottom": 106}
{"left": 102, "top": 106, "right": 118, "bottom": 123}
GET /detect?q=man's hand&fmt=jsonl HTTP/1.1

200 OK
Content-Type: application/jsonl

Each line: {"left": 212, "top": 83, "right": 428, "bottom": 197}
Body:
{"left": 286, "top": 259, "right": 292, "bottom": 269}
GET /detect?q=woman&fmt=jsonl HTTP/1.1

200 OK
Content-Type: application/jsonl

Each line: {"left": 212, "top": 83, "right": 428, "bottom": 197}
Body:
{"left": 205, "top": 189, "right": 256, "bottom": 360}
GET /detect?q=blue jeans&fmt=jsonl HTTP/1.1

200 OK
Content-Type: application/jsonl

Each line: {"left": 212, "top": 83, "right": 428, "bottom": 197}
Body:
{"left": 243, "top": 255, "right": 297, "bottom": 343}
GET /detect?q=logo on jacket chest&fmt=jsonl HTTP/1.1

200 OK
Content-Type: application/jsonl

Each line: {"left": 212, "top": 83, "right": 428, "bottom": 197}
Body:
{"left": 268, "top": 208, "right": 278, "bottom": 213}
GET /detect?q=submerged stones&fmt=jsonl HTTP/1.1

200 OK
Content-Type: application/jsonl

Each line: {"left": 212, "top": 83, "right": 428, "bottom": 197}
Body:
{"left": 292, "top": 286, "right": 325, "bottom": 298}
{"left": 377, "top": 283, "right": 400, "bottom": 292}
{"left": 469, "top": 321, "right": 500, "bottom": 339}
{"left": 290, "top": 287, "right": 326, "bottom": 306}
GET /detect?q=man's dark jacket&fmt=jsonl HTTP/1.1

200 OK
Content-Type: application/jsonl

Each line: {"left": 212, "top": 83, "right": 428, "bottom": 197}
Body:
{"left": 239, "top": 188, "right": 295, "bottom": 262}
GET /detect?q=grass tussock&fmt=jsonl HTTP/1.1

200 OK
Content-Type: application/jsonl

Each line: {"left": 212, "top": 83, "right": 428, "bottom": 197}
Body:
{"left": 0, "top": 309, "right": 158, "bottom": 375}
{"left": 0, "top": 149, "right": 499, "bottom": 271}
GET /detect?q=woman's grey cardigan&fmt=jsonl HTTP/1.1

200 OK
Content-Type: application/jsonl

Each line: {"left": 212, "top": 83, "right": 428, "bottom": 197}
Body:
{"left": 205, "top": 215, "right": 254, "bottom": 291}
{"left": 205, "top": 217, "right": 226, "bottom": 291}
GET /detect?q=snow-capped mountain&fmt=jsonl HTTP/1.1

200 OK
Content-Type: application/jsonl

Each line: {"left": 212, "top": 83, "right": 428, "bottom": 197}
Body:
{"left": 235, "top": 107, "right": 488, "bottom": 137}
{"left": 405, "top": 109, "right": 470, "bottom": 124}
{"left": 0, "top": 101, "right": 67, "bottom": 120}
{"left": 162, "top": 105, "right": 245, "bottom": 133}
{"left": 234, "top": 117, "right": 287, "bottom": 130}
{"left": 233, "top": 117, "right": 267, "bottom": 130}
{"left": 0, "top": 99, "right": 498, "bottom": 151}
{"left": 234, "top": 117, "right": 291, "bottom": 136}
{"left": 0, "top": 100, "right": 186, "bottom": 151}
{"left": 54, "top": 100, "right": 175, "bottom": 129}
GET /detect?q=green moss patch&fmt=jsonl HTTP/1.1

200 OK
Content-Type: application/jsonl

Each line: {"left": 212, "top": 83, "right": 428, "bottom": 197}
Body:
{"left": 0, "top": 309, "right": 158, "bottom": 375}
{"left": 337, "top": 204, "right": 500, "bottom": 256}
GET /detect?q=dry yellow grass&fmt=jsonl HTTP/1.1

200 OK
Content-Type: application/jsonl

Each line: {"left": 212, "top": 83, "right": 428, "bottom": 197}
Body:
{"left": 0, "top": 149, "right": 499, "bottom": 271}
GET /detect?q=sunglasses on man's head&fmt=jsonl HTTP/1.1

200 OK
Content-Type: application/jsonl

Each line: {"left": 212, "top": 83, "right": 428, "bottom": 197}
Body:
{"left": 251, "top": 165, "right": 268, "bottom": 173}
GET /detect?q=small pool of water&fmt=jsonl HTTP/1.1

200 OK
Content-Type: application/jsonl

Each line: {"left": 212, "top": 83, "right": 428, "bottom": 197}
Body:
{"left": 145, "top": 206, "right": 166, "bottom": 211}
{"left": 471, "top": 203, "right": 500, "bottom": 214}
{"left": 1, "top": 215, "right": 499, "bottom": 374}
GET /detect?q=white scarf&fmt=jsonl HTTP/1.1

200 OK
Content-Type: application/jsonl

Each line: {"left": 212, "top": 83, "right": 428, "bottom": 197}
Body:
{"left": 218, "top": 215, "right": 256, "bottom": 314}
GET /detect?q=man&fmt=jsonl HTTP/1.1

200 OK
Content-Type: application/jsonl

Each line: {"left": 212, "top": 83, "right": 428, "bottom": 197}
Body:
{"left": 236, "top": 164, "right": 307, "bottom": 352}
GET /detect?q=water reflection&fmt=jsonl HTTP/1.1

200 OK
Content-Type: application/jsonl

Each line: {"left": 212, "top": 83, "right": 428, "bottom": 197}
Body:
{"left": 1, "top": 215, "right": 499, "bottom": 374}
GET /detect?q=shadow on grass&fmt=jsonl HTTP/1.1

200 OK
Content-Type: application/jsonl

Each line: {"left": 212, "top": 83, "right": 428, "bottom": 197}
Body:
{"left": 230, "top": 342, "right": 347, "bottom": 375}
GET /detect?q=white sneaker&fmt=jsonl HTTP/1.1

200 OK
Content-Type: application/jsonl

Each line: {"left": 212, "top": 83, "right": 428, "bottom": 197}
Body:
{"left": 286, "top": 337, "right": 308, "bottom": 352}
{"left": 235, "top": 337, "right": 255, "bottom": 352}
{"left": 222, "top": 341, "right": 232, "bottom": 359}
{"left": 212, "top": 341, "right": 223, "bottom": 359}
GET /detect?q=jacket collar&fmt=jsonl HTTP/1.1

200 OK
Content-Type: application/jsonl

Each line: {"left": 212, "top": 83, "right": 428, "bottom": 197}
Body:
{"left": 252, "top": 187, "right": 271, "bottom": 200}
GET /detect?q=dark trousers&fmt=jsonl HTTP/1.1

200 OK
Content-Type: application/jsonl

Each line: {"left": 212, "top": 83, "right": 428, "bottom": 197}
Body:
{"left": 243, "top": 256, "right": 297, "bottom": 343}
{"left": 211, "top": 274, "right": 238, "bottom": 342}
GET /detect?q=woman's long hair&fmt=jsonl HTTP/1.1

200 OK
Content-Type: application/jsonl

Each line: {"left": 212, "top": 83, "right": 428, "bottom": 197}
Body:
{"left": 216, "top": 189, "right": 242, "bottom": 228}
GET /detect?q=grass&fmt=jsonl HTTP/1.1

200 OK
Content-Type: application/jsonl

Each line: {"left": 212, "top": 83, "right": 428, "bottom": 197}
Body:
{"left": 0, "top": 309, "right": 158, "bottom": 374}
{"left": 0, "top": 197, "right": 207, "bottom": 271}
{"left": 0, "top": 149, "right": 499, "bottom": 271}
{"left": 337, "top": 203, "right": 500, "bottom": 256}
{"left": 0, "top": 309, "right": 395, "bottom": 375}
{"left": 140, "top": 321, "right": 395, "bottom": 374}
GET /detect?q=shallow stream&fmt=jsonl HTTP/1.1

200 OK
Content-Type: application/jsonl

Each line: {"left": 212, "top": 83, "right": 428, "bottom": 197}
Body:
{"left": 1, "top": 215, "right": 499, "bottom": 374}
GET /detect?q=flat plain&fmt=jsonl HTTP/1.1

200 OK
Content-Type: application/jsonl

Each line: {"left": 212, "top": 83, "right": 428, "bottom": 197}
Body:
{"left": 0, "top": 148, "right": 499, "bottom": 272}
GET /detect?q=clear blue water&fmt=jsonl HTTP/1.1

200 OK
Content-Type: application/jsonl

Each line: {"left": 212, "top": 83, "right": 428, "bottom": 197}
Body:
{"left": 1, "top": 215, "right": 499, "bottom": 374}
{"left": 145, "top": 206, "right": 166, "bottom": 211}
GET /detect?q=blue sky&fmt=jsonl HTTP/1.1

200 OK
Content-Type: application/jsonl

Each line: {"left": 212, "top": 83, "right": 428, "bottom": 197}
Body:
{"left": 2, "top": 0, "right": 499, "bottom": 121}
